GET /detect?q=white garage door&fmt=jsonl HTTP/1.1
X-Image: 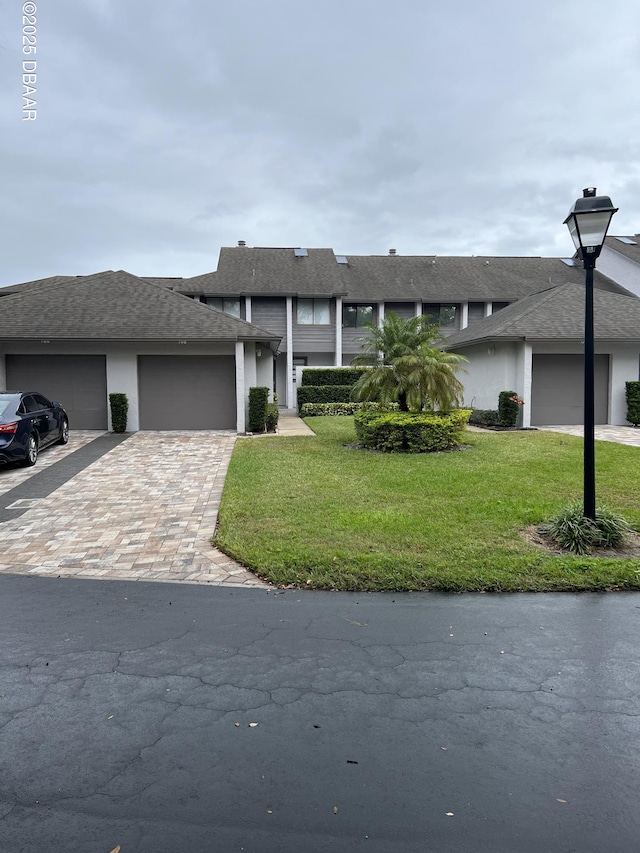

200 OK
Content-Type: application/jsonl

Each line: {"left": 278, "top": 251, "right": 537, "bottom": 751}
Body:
{"left": 531, "top": 354, "right": 609, "bottom": 425}
{"left": 6, "top": 354, "right": 108, "bottom": 429}
{"left": 138, "top": 355, "right": 236, "bottom": 430}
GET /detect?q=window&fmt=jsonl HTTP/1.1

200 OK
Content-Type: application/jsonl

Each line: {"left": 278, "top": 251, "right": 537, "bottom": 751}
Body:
{"left": 343, "top": 304, "right": 374, "bottom": 328}
{"left": 423, "top": 303, "right": 458, "bottom": 328}
{"left": 297, "top": 298, "right": 330, "bottom": 325}
{"left": 204, "top": 297, "right": 241, "bottom": 318}
{"left": 492, "top": 301, "right": 509, "bottom": 313}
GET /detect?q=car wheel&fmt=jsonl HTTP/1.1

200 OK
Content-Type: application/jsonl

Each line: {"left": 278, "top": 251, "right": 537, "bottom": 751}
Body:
{"left": 23, "top": 434, "right": 39, "bottom": 467}
{"left": 58, "top": 418, "right": 69, "bottom": 445}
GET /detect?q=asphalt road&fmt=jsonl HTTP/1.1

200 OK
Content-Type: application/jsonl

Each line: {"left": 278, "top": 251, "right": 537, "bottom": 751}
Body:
{"left": 1, "top": 575, "right": 639, "bottom": 853}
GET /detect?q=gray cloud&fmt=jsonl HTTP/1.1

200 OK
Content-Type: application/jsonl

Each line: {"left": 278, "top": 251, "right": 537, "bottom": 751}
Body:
{"left": 1, "top": 0, "right": 640, "bottom": 284}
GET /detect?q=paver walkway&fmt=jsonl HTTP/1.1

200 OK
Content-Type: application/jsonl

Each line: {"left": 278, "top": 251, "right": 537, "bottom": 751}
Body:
{"left": 0, "top": 432, "right": 268, "bottom": 587}
{"left": 538, "top": 424, "right": 640, "bottom": 447}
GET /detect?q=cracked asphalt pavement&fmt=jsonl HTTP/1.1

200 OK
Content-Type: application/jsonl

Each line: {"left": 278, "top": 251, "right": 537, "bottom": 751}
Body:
{"left": 1, "top": 575, "right": 639, "bottom": 852}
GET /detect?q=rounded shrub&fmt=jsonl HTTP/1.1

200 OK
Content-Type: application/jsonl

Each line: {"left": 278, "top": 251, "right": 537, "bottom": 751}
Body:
{"left": 353, "top": 409, "right": 471, "bottom": 453}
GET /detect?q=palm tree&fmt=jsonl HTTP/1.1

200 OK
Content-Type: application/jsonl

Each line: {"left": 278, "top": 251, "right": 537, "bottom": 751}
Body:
{"left": 351, "top": 312, "right": 468, "bottom": 412}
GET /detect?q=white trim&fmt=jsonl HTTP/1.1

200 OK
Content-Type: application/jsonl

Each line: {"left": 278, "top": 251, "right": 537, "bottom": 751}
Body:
{"left": 335, "top": 296, "right": 343, "bottom": 366}
{"left": 235, "top": 341, "right": 245, "bottom": 433}
{"left": 521, "top": 342, "right": 532, "bottom": 428}
{"left": 415, "top": 301, "right": 422, "bottom": 318}
{"left": 245, "top": 295, "right": 252, "bottom": 323}
{"left": 485, "top": 302, "right": 493, "bottom": 318}
{"left": 378, "top": 302, "right": 385, "bottom": 326}
{"left": 461, "top": 302, "right": 469, "bottom": 330}
{"left": 286, "top": 296, "right": 294, "bottom": 408}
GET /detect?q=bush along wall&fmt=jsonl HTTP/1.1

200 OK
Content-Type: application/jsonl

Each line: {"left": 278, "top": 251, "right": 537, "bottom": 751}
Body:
{"left": 469, "top": 409, "right": 500, "bottom": 427}
{"left": 109, "top": 393, "right": 128, "bottom": 433}
{"left": 265, "top": 403, "right": 279, "bottom": 432}
{"left": 301, "top": 402, "right": 399, "bottom": 417}
{"left": 626, "top": 381, "right": 640, "bottom": 426}
{"left": 297, "top": 385, "right": 355, "bottom": 409}
{"left": 300, "top": 367, "right": 368, "bottom": 386}
{"left": 248, "top": 386, "right": 269, "bottom": 432}
{"left": 354, "top": 409, "right": 472, "bottom": 453}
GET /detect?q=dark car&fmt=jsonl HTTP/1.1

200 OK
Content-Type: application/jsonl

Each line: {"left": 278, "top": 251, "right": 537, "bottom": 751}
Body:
{"left": 0, "top": 392, "right": 69, "bottom": 467}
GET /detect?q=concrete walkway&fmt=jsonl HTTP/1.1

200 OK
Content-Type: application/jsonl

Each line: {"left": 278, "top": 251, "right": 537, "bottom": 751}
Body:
{"left": 0, "top": 432, "right": 268, "bottom": 588}
{"left": 275, "top": 414, "right": 316, "bottom": 436}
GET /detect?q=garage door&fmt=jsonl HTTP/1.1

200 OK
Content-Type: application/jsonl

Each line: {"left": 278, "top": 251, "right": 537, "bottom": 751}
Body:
{"left": 6, "top": 354, "right": 108, "bottom": 429}
{"left": 138, "top": 355, "right": 236, "bottom": 430}
{"left": 531, "top": 354, "right": 609, "bottom": 425}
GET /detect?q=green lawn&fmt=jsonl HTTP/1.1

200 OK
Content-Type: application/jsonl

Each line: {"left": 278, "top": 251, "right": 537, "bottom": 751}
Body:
{"left": 214, "top": 417, "right": 640, "bottom": 591}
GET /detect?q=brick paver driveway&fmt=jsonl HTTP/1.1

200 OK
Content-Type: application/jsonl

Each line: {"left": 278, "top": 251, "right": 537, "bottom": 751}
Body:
{"left": 0, "top": 432, "right": 267, "bottom": 587}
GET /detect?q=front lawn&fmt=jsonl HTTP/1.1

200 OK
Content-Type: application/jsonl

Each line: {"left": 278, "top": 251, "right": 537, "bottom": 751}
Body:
{"left": 214, "top": 417, "right": 640, "bottom": 591}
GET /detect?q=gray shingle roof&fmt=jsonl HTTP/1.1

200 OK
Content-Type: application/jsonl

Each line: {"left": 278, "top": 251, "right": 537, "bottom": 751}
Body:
{"left": 181, "top": 247, "right": 632, "bottom": 301}
{"left": 444, "top": 282, "right": 640, "bottom": 347}
{"left": 0, "top": 270, "right": 281, "bottom": 344}
{"left": 0, "top": 274, "right": 78, "bottom": 294}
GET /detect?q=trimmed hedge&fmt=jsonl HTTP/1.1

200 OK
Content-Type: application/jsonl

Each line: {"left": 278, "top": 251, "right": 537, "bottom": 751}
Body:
{"left": 248, "top": 386, "right": 269, "bottom": 432}
{"left": 297, "top": 385, "right": 354, "bottom": 408}
{"left": 300, "top": 367, "right": 368, "bottom": 386}
{"left": 109, "top": 393, "right": 128, "bottom": 433}
{"left": 265, "top": 402, "right": 279, "bottom": 432}
{"left": 354, "top": 409, "right": 472, "bottom": 453}
{"left": 301, "top": 402, "right": 399, "bottom": 417}
{"left": 469, "top": 408, "right": 500, "bottom": 427}
{"left": 498, "top": 391, "right": 520, "bottom": 427}
{"left": 626, "top": 381, "right": 640, "bottom": 426}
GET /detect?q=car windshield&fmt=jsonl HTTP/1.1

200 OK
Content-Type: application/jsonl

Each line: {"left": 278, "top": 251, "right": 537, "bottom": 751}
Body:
{"left": 0, "top": 395, "right": 18, "bottom": 419}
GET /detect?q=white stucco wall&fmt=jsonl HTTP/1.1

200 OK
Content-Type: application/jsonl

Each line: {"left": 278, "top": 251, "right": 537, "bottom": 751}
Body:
{"left": 451, "top": 342, "right": 521, "bottom": 411}
{"left": 609, "top": 345, "right": 640, "bottom": 424}
{"left": 255, "top": 348, "right": 274, "bottom": 398}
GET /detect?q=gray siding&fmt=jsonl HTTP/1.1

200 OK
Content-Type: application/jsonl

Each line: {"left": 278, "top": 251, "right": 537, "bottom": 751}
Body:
{"left": 252, "top": 298, "right": 287, "bottom": 344}
{"left": 468, "top": 302, "right": 485, "bottom": 324}
{"left": 386, "top": 302, "right": 416, "bottom": 320}
{"left": 342, "top": 326, "right": 368, "bottom": 354}
{"left": 292, "top": 299, "right": 336, "bottom": 352}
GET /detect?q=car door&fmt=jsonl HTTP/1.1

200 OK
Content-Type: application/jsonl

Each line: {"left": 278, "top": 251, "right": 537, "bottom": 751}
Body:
{"left": 32, "top": 393, "right": 58, "bottom": 443}
{"left": 22, "top": 394, "right": 51, "bottom": 446}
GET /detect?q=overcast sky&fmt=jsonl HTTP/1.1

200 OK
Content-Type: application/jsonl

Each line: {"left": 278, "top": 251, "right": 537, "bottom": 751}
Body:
{"left": 1, "top": 0, "right": 640, "bottom": 285}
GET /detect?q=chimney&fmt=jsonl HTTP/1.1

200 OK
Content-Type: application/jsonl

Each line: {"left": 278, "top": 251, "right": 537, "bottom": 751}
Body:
{"left": 238, "top": 240, "right": 247, "bottom": 247}
{"left": 388, "top": 248, "right": 397, "bottom": 256}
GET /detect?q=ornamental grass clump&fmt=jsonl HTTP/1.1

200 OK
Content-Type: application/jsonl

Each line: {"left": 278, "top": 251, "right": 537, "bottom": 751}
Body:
{"left": 540, "top": 501, "right": 631, "bottom": 555}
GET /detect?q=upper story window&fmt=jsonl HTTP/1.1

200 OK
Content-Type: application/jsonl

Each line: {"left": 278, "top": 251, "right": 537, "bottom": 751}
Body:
{"left": 343, "top": 304, "right": 374, "bottom": 328}
{"left": 297, "top": 298, "right": 330, "bottom": 325}
{"left": 204, "top": 297, "right": 241, "bottom": 318}
{"left": 423, "top": 303, "right": 458, "bottom": 328}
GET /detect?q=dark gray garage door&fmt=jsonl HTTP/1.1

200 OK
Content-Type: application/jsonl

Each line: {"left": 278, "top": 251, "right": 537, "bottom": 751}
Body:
{"left": 138, "top": 355, "right": 236, "bottom": 430}
{"left": 531, "top": 354, "right": 609, "bottom": 425}
{"left": 6, "top": 354, "right": 108, "bottom": 429}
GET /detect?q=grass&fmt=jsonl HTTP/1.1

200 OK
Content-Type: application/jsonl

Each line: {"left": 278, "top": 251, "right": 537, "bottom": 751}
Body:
{"left": 214, "top": 417, "right": 640, "bottom": 591}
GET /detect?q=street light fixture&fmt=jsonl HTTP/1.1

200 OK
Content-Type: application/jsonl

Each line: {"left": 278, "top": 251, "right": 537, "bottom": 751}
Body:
{"left": 563, "top": 188, "right": 618, "bottom": 520}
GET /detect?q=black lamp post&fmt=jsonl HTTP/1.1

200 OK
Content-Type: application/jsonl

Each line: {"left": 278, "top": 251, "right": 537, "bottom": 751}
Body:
{"left": 563, "top": 188, "right": 618, "bottom": 520}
